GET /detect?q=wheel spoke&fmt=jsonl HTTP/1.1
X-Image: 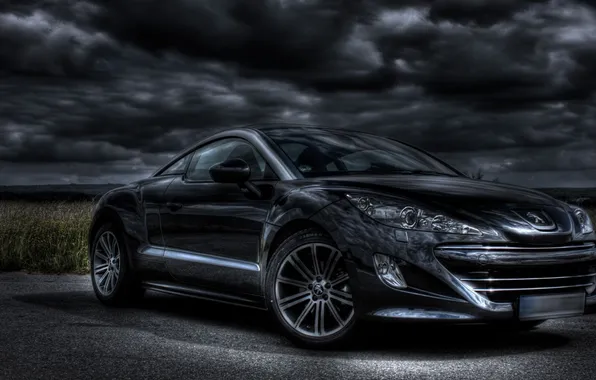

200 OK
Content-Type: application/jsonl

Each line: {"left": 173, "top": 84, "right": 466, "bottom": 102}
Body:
{"left": 104, "top": 272, "right": 111, "bottom": 292}
{"left": 329, "top": 288, "right": 352, "bottom": 300}
{"left": 95, "top": 251, "right": 109, "bottom": 262}
{"left": 314, "top": 301, "right": 325, "bottom": 336}
{"left": 279, "top": 290, "right": 311, "bottom": 310}
{"left": 99, "top": 236, "right": 111, "bottom": 256}
{"left": 330, "top": 292, "right": 353, "bottom": 307}
{"left": 102, "top": 272, "right": 110, "bottom": 292}
{"left": 293, "top": 301, "right": 314, "bottom": 328}
{"left": 109, "top": 271, "right": 116, "bottom": 290}
{"left": 94, "top": 263, "right": 109, "bottom": 275}
{"left": 288, "top": 256, "right": 314, "bottom": 282}
{"left": 322, "top": 249, "right": 340, "bottom": 279}
{"left": 331, "top": 273, "right": 349, "bottom": 287}
{"left": 311, "top": 244, "right": 321, "bottom": 276}
{"left": 98, "top": 270, "right": 109, "bottom": 287}
{"left": 277, "top": 276, "right": 309, "bottom": 288}
{"left": 327, "top": 301, "right": 344, "bottom": 326}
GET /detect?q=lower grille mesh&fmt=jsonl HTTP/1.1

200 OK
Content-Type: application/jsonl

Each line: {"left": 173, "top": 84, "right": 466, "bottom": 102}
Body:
{"left": 435, "top": 243, "right": 596, "bottom": 303}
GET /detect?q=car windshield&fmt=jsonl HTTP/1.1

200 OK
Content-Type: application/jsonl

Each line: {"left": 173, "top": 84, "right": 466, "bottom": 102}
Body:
{"left": 263, "top": 128, "right": 461, "bottom": 178}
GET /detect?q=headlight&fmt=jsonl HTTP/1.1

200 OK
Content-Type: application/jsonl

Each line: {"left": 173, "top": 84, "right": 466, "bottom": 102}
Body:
{"left": 346, "top": 193, "right": 482, "bottom": 235}
{"left": 571, "top": 207, "right": 594, "bottom": 234}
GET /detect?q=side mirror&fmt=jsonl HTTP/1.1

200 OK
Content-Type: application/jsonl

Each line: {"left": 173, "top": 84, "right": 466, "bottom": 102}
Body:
{"left": 209, "top": 159, "right": 251, "bottom": 184}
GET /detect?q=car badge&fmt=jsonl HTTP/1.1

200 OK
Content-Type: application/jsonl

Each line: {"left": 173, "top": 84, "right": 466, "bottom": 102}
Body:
{"left": 513, "top": 210, "right": 556, "bottom": 231}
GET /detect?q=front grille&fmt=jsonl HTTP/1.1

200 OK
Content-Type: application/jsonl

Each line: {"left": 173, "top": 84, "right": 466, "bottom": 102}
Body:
{"left": 435, "top": 243, "right": 596, "bottom": 303}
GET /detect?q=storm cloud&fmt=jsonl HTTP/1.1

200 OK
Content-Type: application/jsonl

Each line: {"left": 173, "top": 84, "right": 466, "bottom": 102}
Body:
{"left": 0, "top": 0, "right": 595, "bottom": 187}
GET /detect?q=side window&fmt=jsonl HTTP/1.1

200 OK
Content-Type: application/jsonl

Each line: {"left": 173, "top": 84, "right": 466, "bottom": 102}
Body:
{"left": 279, "top": 143, "right": 308, "bottom": 162}
{"left": 279, "top": 142, "right": 315, "bottom": 172}
{"left": 185, "top": 139, "right": 278, "bottom": 182}
{"left": 159, "top": 154, "right": 191, "bottom": 176}
{"left": 280, "top": 142, "right": 341, "bottom": 173}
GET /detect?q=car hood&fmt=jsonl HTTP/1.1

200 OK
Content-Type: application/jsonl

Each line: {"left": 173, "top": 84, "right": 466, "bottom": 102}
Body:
{"left": 314, "top": 174, "right": 561, "bottom": 207}
{"left": 311, "top": 174, "right": 577, "bottom": 243}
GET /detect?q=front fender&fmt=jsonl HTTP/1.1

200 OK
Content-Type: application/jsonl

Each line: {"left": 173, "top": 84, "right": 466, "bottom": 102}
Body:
{"left": 97, "top": 187, "right": 144, "bottom": 240}
{"left": 267, "top": 186, "right": 342, "bottom": 227}
{"left": 307, "top": 198, "right": 387, "bottom": 258}
{"left": 258, "top": 187, "right": 343, "bottom": 286}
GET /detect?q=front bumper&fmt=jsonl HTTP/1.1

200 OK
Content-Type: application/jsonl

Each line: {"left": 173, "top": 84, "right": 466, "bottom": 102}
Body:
{"left": 310, "top": 198, "right": 596, "bottom": 323}
{"left": 360, "top": 291, "right": 596, "bottom": 322}
{"left": 350, "top": 241, "right": 596, "bottom": 322}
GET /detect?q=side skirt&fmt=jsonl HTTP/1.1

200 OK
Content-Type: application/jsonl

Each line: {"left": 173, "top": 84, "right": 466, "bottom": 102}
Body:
{"left": 141, "top": 280, "right": 268, "bottom": 310}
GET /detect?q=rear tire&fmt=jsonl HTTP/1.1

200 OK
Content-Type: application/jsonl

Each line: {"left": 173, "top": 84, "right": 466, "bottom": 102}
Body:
{"left": 90, "top": 223, "right": 145, "bottom": 306}
{"left": 265, "top": 228, "right": 357, "bottom": 349}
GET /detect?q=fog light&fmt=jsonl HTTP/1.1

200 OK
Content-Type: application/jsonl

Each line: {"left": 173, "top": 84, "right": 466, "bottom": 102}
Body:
{"left": 373, "top": 253, "right": 407, "bottom": 289}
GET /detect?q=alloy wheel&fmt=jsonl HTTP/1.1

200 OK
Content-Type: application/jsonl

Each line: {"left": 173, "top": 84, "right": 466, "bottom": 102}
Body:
{"left": 274, "top": 243, "right": 354, "bottom": 337}
{"left": 93, "top": 231, "right": 121, "bottom": 296}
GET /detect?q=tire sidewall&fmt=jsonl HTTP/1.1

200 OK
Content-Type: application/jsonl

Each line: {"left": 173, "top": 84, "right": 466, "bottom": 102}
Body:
{"left": 265, "top": 230, "right": 357, "bottom": 347}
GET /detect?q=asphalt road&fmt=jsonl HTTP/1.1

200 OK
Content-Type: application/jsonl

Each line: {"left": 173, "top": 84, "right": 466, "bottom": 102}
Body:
{"left": 1, "top": 273, "right": 595, "bottom": 380}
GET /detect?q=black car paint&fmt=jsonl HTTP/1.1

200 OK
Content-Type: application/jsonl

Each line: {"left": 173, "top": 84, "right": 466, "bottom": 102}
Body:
{"left": 89, "top": 126, "right": 596, "bottom": 319}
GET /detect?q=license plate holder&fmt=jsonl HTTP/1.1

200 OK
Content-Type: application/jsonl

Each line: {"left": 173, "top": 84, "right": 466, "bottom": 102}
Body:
{"left": 518, "top": 293, "right": 585, "bottom": 321}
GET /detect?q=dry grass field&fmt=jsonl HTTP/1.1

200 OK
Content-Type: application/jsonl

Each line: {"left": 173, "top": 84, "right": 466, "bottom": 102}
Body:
{"left": 589, "top": 208, "right": 596, "bottom": 226}
{"left": 0, "top": 201, "right": 93, "bottom": 273}
{"left": 0, "top": 200, "right": 594, "bottom": 274}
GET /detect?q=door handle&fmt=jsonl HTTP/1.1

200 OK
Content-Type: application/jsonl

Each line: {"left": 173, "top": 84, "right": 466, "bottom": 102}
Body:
{"left": 166, "top": 202, "right": 183, "bottom": 211}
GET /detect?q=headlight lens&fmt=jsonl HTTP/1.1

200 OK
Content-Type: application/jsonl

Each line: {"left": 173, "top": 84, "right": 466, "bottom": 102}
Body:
{"left": 346, "top": 193, "right": 482, "bottom": 235}
{"left": 572, "top": 207, "right": 594, "bottom": 234}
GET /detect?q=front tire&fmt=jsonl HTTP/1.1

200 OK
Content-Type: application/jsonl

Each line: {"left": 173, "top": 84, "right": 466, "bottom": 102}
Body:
{"left": 90, "top": 223, "right": 145, "bottom": 306}
{"left": 265, "top": 229, "right": 357, "bottom": 349}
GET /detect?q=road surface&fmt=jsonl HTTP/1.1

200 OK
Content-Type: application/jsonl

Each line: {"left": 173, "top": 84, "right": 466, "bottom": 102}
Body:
{"left": 1, "top": 272, "right": 595, "bottom": 380}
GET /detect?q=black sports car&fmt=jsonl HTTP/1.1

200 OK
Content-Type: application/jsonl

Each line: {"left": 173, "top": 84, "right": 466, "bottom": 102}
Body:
{"left": 89, "top": 125, "right": 596, "bottom": 348}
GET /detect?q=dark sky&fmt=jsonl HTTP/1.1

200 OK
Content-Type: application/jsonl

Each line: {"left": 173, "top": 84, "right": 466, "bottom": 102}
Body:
{"left": 1, "top": 0, "right": 595, "bottom": 187}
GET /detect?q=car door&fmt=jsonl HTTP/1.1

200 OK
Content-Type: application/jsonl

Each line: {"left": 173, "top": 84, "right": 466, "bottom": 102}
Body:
{"left": 159, "top": 137, "right": 278, "bottom": 296}
{"left": 135, "top": 153, "right": 193, "bottom": 277}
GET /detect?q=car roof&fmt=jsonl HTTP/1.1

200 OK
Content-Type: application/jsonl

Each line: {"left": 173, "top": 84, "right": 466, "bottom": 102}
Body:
{"left": 245, "top": 122, "right": 327, "bottom": 129}
{"left": 245, "top": 122, "right": 374, "bottom": 137}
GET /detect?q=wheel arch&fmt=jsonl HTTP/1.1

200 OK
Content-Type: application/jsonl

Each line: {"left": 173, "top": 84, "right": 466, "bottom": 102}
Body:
{"left": 88, "top": 207, "right": 136, "bottom": 270}
{"left": 264, "top": 219, "right": 332, "bottom": 269}
{"left": 89, "top": 207, "right": 122, "bottom": 247}
{"left": 262, "top": 196, "right": 352, "bottom": 270}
